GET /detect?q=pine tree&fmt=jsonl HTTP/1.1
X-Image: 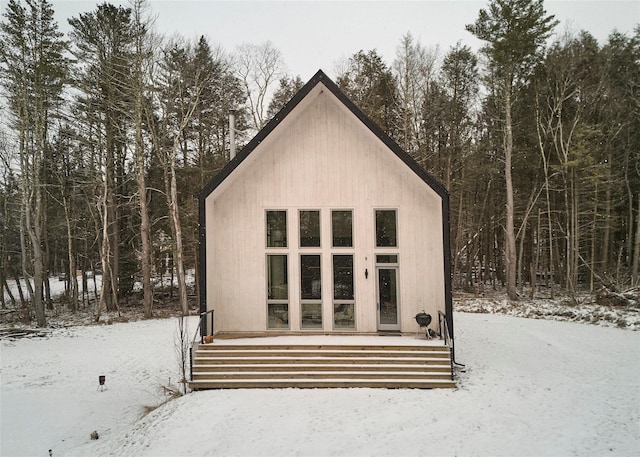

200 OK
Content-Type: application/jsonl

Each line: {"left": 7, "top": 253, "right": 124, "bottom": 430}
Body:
{"left": 69, "top": 3, "right": 136, "bottom": 316}
{"left": 467, "top": 0, "right": 557, "bottom": 300}
{"left": 266, "top": 75, "right": 304, "bottom": 120}
{"left": 337, "top": 50, "right": 400, "bottom": 138}
{"left": 0, "top": 0, "right": 69, "bottom": 325}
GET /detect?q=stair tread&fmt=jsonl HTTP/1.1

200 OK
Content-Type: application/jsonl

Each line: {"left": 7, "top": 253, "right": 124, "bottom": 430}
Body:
{"left": 188, "top": 380, "right": 456, "bottom": 389}
{"left": 198, "top": 344, "right": 448, "bottom": 349}
{"left": 193, "top": 370, "right": 451, "bottom": 375}
{"left": 194, "top": 356, "right": 448, "bottom": 361}
{"left": 189, "top": 378, "right": 455, "bottom": 384}
{"left": 193, "top": 363, "right": 451, "bottom": 368}
{"left": 197, "top": 345, "right": 448, "bottom": 349}
{"left": 195, "top": 351, "right": 449, "bottom": 358}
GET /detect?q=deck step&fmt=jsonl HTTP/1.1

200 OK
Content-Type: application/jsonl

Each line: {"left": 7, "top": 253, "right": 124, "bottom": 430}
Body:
{"left": 195, "top": 344, "right": 452, "bottom": 352}
{"left": 189, "top": 340, "right": 455, "bottom": 390}
{"left": 192, "top": 364, "right": 453, "bottom": 373}
{"left": 189, "top": 379, "right": 456, "bottom": 389}
{"left": 195, "top": 350, "right": 451, "bottom": 358}
{"left": 192, "top": 371, "right": 454, "bottom": 380}
{"left": 193, "top": 357, "right": 449, "bottom": 365}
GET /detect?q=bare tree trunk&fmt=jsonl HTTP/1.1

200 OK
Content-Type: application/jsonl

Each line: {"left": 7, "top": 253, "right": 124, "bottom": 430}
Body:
{"left": 26, "top": 185, "right": 45, "bottom": 326}
{"left": 13, "top": 270, "right": 27, "bottom": 310}
{"left": 96, "top": 169, "right": 119, "bottom": 320}
{"left": 600, "top": 148, "right": 612, "bottom": 273}
{"left": 3, "top": 279, "right": 16, "bottom": 307}
{"left": 531, "top": 208, "right": 542, "bottom": 298}
{"left": 19, "top": 203, "right": 34, "bottom": 302}
{"left": 132, "top": 0, "right": 154, "bottom": 318}
{"left": 176, "top": 313, "right": 190, "bottom": 394}
{"left": 504, "top": 85, "right": 517, "bottom": 300}
{"left": 590, "top": 184, "right": 598, "bottom": 292}
{"left": 96, "top": 175, "right": 110, "bottom": 322}
{"left": 452, "top": 170, "right": 466, "bottom": 288}
{"left": 110, "top": 188, "right": 120, "bottom": 309}
{"left": 136, "top": 135, "right": 154, "bottom": 319}
{"left": 517, "top": 218, "right": 527, "bottom": 293}
{"left": 516, "top": 186, "right": 541, "bottom": 292}
{"left": 170, "top": 149, "right": 189, "bottom": 315}
{"left": 43, "top": 218, "right": 52, "bottom": 311}
{"left": 624, "top": 148, "right": 634, "bottom": 269}
{"left": 570, "top": 169, "right": 579, "bottom": 293}
{"left": 63, "top": 196, "right": 78, "bottom": 311}
{"left": 632, "top": 194, "right": 640, "bottom": 285}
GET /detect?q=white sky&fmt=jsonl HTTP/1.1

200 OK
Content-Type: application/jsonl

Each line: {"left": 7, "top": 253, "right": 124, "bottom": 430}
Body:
{"left": 43, "top": 0, "right": 640, "bottom": 80}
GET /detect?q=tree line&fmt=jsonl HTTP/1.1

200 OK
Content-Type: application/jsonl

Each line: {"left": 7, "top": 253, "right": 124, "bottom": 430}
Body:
{"left": 0, "top": 0, "right": 638, "bottom": 326}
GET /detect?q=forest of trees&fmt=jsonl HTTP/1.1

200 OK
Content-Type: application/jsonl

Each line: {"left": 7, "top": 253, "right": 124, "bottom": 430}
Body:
{"left": 0, "top": 0, "right": 638, "bottom": 326}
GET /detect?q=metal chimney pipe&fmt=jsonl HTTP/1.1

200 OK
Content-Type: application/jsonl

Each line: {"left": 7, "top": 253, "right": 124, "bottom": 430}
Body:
{"left": 229, "top": 109, "right": 236, "bottom": 160}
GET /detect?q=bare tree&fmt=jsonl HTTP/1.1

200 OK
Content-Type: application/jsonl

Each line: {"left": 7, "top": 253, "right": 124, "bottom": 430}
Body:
{"left": 393, "top": 32, "right": 439, "bottom": 154}
{"left": 235, "top": 41, "right": 284, "bottom": 132}
{"left": 175, "top": 313, "right": 190, "bottom": 394}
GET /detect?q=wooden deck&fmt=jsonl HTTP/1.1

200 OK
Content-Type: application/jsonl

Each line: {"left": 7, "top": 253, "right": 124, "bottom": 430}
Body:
{"left": 189, "top": 335, "right": 455, "bottom": 390}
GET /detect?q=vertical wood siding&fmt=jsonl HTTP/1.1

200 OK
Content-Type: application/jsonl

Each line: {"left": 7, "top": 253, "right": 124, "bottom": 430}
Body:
{"left": 205, "top": 84, "right": 445, "bottom": 333}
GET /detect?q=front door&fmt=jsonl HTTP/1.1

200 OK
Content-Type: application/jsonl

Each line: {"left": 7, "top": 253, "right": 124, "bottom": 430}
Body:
{"left": 377, "top": 267, "right": 400, "bottom": 331}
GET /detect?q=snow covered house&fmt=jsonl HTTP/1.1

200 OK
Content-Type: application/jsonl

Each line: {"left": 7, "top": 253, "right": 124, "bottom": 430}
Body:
{"left": 198, "top": 70, "right": 453, "bottom": 342}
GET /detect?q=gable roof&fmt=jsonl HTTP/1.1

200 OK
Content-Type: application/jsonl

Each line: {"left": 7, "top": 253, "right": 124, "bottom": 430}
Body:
{"left": 199, "top": 69, "right": 448, "bottom": 201}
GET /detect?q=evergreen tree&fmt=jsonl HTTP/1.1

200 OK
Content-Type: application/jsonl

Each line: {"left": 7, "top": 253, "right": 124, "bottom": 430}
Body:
{"left": 467, "top": 0, "right": 557, "bottom": 300}
{"left": 69, "top": 3, "right": 136, "bottom": 314}
{"left": 266, "top": 75, "right": 304, "bottom": 120}
{"left": 0, "top": 0, "right": 69, "bottom": 325}
{"left": 337, "top": 50, "right": 400, "bottom": 138}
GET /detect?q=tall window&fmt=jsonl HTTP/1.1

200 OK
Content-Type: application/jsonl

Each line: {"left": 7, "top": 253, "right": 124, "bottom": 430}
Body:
{"left": 266, "top": 210, "right": 287, "bottom": 247}
{"left": 333, "top": 254, "right": 355, "bottom": 329}
{"left": 300, "top": 254, "right": 322, "bottom": 329}
{"left": 376, "top": 210, "right": 397, "bottom": 247}
{"left": 299, "top": 210, "right": 320, "bottom": 247}
{"left": 267, "top": 255, "right": 288, "bottom": 329}
{"left": 332, "top": 210, "right": 353, "bottom": 247}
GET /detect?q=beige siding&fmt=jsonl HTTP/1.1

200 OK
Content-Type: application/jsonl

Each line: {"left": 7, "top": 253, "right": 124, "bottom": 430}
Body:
{"left": 205, "top": 83, "right": 445, "bottom": 334}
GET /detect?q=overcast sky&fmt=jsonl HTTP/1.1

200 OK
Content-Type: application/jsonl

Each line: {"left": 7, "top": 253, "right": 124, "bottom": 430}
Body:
{"left": 47, "top": 0, "right": 640, "bottom": 81}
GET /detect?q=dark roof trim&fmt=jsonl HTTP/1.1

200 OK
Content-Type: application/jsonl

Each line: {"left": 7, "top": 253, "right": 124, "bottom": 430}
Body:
{"left": 199, "top": 69, "right": 448, "bottom": 201}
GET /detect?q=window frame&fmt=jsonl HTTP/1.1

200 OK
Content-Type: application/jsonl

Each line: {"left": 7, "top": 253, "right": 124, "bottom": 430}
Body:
{"left": 375, "top": 208, "right": 398, "bottom": 248}
{"left": 332, "top": 253, "right": 356, "bottom": 330}
{"left": 266, "top": 209, "right": 288, "bottom": 248}
{"left": 331, "top": 209, "right": 354, "bottom": 248}
{"left": 266, "top": 254, "right": 289, "bottom": 330}
{"left": 299, "top": 209, "right": 321, "bottom": 248}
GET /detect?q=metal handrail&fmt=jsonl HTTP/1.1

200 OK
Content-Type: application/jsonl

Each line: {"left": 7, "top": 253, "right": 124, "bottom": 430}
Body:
{"left": 191, "top": 309, "right": 215, "bottom": 346}
{"left": 437, "top": 310, "right": 451, "bottom": 347}
{"left": 438, "top": 311, "right": 455, "bottom": 381}
{"left": 189, "top": 309, "right": 214, "bottom": 382}
{"left": 438, "top": 310, "right": 465, "bottom": 380}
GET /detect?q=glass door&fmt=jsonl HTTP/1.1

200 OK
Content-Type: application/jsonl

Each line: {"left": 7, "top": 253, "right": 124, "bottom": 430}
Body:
{"left": 377, "top": 267, "right": 400, "bottom": 331}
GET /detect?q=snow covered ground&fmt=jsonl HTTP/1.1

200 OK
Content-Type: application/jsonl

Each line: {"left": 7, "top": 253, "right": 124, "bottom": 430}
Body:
{"left": 455, "top": 289, "right": 640, "bottom": 330}
{"left": 2, "top": 313, "right": 638, "bottom": 457}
